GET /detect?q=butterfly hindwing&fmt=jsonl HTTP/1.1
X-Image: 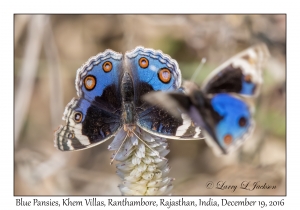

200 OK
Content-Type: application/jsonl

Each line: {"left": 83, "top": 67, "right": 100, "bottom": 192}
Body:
{"left": 54, "top": 97, "right": 123, "bottom": 151}
{"left": 193, "top": 93, "right": 254, "bottom": 154}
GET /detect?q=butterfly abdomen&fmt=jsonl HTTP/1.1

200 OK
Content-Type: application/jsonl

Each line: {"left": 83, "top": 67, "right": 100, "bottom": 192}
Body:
{"left": 121, "top": 72, "right": 134, "bottom": 103}
{"left": 121, "top": 72, "right": 136, "bottom": 127}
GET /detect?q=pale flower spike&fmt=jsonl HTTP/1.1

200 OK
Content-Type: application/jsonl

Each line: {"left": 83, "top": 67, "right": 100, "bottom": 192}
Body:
{"left": 108, "top": 127, "right": 173, "bottom": 195}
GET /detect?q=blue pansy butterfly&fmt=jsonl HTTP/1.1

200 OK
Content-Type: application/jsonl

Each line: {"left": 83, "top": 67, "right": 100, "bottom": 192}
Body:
{"left": 144, "top": 44, "right": 270, "bottom": 155}
{"left": 54, "top": 47, "right": 202, "bottom": 151}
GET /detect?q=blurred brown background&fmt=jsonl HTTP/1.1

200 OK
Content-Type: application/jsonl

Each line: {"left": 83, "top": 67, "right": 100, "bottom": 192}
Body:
{"left": 14, "top": 14, "right": 286, "bottom": 195}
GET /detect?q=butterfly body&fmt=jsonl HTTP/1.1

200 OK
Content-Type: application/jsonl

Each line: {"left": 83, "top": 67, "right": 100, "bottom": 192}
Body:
{"left": 55, "top": 47, "right": 201, "bottom": 151}
{"left": 144, "top": 44, "right": 269, "bottom": 154}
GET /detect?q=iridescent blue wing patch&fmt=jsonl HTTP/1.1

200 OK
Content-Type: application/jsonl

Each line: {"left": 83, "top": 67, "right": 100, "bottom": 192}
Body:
{"left": 201, "top": 93, "right": 254, "bottom": 155}
{"left": 76, "top": 49, "right": 123, "bottom": 111}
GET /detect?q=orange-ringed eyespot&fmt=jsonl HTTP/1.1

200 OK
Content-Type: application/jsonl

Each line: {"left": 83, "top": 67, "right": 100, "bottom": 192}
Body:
{"left": 139, "top": 57, "right": 149, "bottom": 68}
{"left": 102, "top": 61, "right": 113, "bottom": 72}
{"left": 74, "top": 112, "right": 83, "bottom": 123}
{"left": 84, "top": 75, "right": 96, "bottom": 91}
{"left": 224, "top": 134, "right": 232, "bottom": 145}
{"left": 158, "top": 68, "right": 172, "bottom": 83}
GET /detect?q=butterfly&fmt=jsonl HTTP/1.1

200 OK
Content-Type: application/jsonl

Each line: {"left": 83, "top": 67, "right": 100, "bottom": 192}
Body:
{"left": 54, "top": 47, "right": 202, "bottom": 151}
{"left": 143, "top": 44, "right": 270, "bottom": 155}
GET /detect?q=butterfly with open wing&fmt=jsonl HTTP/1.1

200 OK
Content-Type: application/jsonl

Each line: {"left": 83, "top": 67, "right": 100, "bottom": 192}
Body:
{"left": 54, "top": 47, "right": 202, "bottom": 152}
{"left": 143, "top": 44, "right": 270, "bottom": 155}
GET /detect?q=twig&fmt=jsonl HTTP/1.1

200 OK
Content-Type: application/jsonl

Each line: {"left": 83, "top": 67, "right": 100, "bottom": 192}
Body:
{"left": 14, "top": 15, "right": 31, "bottom": 48}
{"left": 44, "top": 16, "right": 64, "bottom": 129}
{"left": 15, "top": 15, "right": 47, "bottom": 144}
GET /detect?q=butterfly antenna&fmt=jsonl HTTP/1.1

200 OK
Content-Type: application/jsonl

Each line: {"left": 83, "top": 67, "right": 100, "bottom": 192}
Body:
{"left": 110, "top": 132, "right": 129, "bottom": 165}
{"left": 131, "top": 130, "right": 164, "bottom": 159}
{"left": 190, "top": 57, "right": 207, "bottom": 82}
